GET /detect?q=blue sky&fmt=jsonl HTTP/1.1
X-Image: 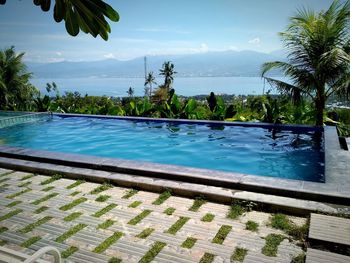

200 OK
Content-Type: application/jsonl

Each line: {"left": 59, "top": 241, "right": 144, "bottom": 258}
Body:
{"left": 0, "top": 0, "right": 336, "bottom": 63}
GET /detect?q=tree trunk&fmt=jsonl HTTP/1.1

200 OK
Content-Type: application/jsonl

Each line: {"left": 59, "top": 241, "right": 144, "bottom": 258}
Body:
{"left": 315, "top": 84, "right": 325, "bottom": 127}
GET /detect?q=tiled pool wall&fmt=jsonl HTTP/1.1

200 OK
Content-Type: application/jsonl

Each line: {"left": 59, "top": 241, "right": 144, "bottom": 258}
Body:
{"left": 0, "top": 111, "right": 50, "bottom": 129}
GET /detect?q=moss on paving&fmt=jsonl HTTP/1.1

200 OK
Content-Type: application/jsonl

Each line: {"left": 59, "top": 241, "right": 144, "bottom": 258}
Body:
{"left": 61, "top": 246, "right": 78, "bottom": 259}
{"left": 6, "top": 188, "right": 31, "bottom": 199}
{"left": 90, "top": 183, "right": 113, "bottom": 195}
{"left": 34, "top": 206, "right": 49, "bottom": 214}
{"left": 128, "top": 210, "right": 152, "bottom": 225}
{"left": 201, "top": 213, "right": 215, "bottom": 222}
{"left": 128, "top": 200, "right": 142, "bottom": 208}
{"left": 231, "top": 247, "right": 248, "bottom": 262}
{"left": 31, "top": 193, "right": 59, "bottom": 205}
{"left": 0, "top": 240, "right": 7, "bottom": 246}
{"left": 163, "top": 207, "right": 175, "bottom": 215}
{"left": 189, "top": 196, "right": 206, "bottom": 212}
{"left": 20, "top": 174, "right": 36, "bottom": 181}
{"left": 138, "top": 241, "right": 166, "bottom": 263}
{"left": 152, "top": 190, "right": 172, "bottom": 205}
{"left": 0, "top": 171, "right": 13, "bottom": 177}
{"left": 0, "top": 183, "right": 9, "bottom": 188}
{"left": 0, "top": 178, "right": 9, "bottom": 184}
{"left": 165, "top": 217, "right": 189, "bottom": 235}
{"left": 181, "top": 237, "right": 197, "bottom": 249}
{"left": 199, "top": 252, "right": 215, "bottom": 263}
{"left": 93, "top": 231, "right": 123, "bottom": 253}
{"left": 64, "top": 212, "right": 83, "bottom": 222}
{"left": 0, "top": 227, "right": 8, "bottom": 234}
{"left": 42, "top": 186, "right": 54, "bottom": 192}
{"left": 66, "top": 180, "right": 85, "bottom": 189}
{"left": 19, "top": 216, "right": 53, "bottom": 234}
{"left": 70, "top": 191, "right": 80, "bottom": 196}
{"left": 0, "top": 209, "right": 22, "bottom": 222}
{"left": 270, "top": 214, "right": 308, "bottom": 241}
{"left": 93, "top": 203, "right": 117, "bottom": 218}
{"left": 212, "top": 225, "right": 232, "bottom": 244}
{"left": 40, "top": 174, "right": 62, "bottom": 185}
{"left": 245, "top": 221, "right": 259, "bottom": 232}
{"left": 6, "top": 200, "right": 22, "bottom": 207}
{"left": 122, "top": 189, "right": 138, "bottom": 199}
{"left": 262, "top": 234, "right": 285, "bottom": 257}
{"left": 97, "top": 219, "right": 115, "bottom": 230}
{"left": 227, "top": 201, "right": 246, "bottom": 219}
{"left": 136, "top": 228, "right": 154, "bottom": 239}
{"left": 21, "top": 236, "right": 41, "bottom": 248}
{"left": 55, "top": 223, "right": 87, "bottom": 243}
{"left": 108, "top": 257, "right": 122, "bottom": 263}
{"left": 291, "top": 253, "right": 306, "bottom": 263}
{"left": 18, "top": 181, "right": 31, "bottom": 188}
{"left": 95, "top": 195, "right": 111, "bottom": 202}
{"left": 59, "top": 197, "right": 87, "bottom": 211}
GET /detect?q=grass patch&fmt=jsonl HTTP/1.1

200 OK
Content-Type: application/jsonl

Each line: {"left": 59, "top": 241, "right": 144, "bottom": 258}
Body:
{"left": 93, "top": 231, "right": 123, "bottom": 253}
{"left": 93, "top": 203, "right": 117, "bottom": 218}
{"left": 122, "top": 189, "right": 138, "bottom": 199}
{"left": 18, "top": 181, "right": 31, "bottom": 188}
{"left": 70, "top": 191, "right": 80, "bottom": 196}
{"left": 227, "top": 201, "right": 246, "bottom": 219}
{"left": 138, "top": 241, "right": 166, "bottom": 263}
{"left": 20, "top": 174, "right": 36, "bottom": 181}
{"left": 21, "top": 236, "right": 41, "bottom": 248}
{"left": 97, "top": 219, "right": 115, "bottom": 230}
{"left": 66, "top": 180, "right": 85, "bottom": 189}
{"left": 59, "top": 197, "right": 87, "bottom": 211}
{"left": 128, "top": 200, "right": 142, "bottom": 208}
{"left": 108, "top": 257, "right": 122, "bottom": 263}
{"left": 291, "top": 253, "right": 306, "bottom": 263}
{"left": 61, "top": 246, "right": 78, "bottom": 259}
{"left": 90, "top": 183, "right": 112, "bottom": 195}
{"left": 0, "top": 178, "right": 9, "bottom": 184}
{"left": 262, "top": 234, "right": 285, "bottom": 257}
{"left": 199, "top": 252, "right": 215, "bottom": 263}
{"left": 0, "top": 240, "right": 7, "bottom": 246}
{"left": 201, "top": 213, "right": 215, "bottom": 222}
{"left": 31, "top": 193, "right": 58, "bottom": 205}
{"left": 6, "top": 188, "right": 31, "bottom": 199}
{"left": 42, "top": 186, "right": 54, "bottom": 192}
{"left": 163, "top": 207, "right": 176, "bottom": 215}
{"left": 189, "top": 196, "right": 206, "bottom": 212}
{"left": 231, "top": 247, "right": 248, "bottom": 262}
{"left": 212, "top": 225, "right": 232, "bottom": 244}
{"left": 152, "top": 190, "right": 172, "bottom": 205}
{"left": 165, "top": 217, "right": 189, "bottom": 235}
{"left": 55, "top": 223, "right": 87, "bottom": 243}
{"left": 128, "top": 210, "right": 152, "bottom": 225}
{"left": 0, "top": 209, "right": 22, "bottom": 222}
{"left": 0, "top": 227, "right": 8, "bottom": 233}
{"left": 6, "top": 200, "right": 22, "bottom": 207}
{"left": 0, "top": 171, "right": 13, "bottom": 177}
{"left": 270, "top": 214, "right": 308, "bottom": 241}
{"left": 34, "top": 206, "right": 49, "bottom": 214}
{"left": 19, "top": 216, "right": 53, "bottom": 234}
{"left": 95, "top": 195, "right": 111, "bottom": 202}
{"left": 245, "top": 221, "right": 259, "bottom": 232}
{"left": 40, "top": 174, "right": 62, "bottom": 185}
{"left": 181, "top": 237, "right": 197, "bottom": 249}
{"left": 136, "top": 228, "right": 154, "bottom": 239}
{"left": 64, "top": 212, "right": 83, "bottom": 222}
{"left": 0, "top": 183, "right": 9, "bottom": 188}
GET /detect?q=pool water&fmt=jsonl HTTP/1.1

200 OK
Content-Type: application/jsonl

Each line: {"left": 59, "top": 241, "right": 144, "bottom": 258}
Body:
{"left": 0, "top": 116, "right": 325, "bottom": 182}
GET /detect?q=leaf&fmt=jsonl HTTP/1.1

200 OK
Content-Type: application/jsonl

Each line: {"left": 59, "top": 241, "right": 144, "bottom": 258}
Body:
{"left": 53, "top": 0, "right": 65, "bottom": 23}
{"left": 65, "top": 7, "right": 79, "bottom": 36}
{"left": 0, "top": 0, "right": 6, "bottom": 5}
{"left": 41, "top": 0, "right": 50, "bottom": 12}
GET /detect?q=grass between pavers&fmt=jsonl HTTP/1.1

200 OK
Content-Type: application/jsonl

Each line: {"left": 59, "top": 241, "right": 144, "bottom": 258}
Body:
{"left": 122, "top": 189, "right": 138, "bottom": 199}
{"left": 128, "top": 210, "right": 152, "bottom": 225}
{"left": 152, "top": 190, "right": 172, "bottom": 205}
{"left": 6, "top": 200, "right": 22, "bottom": 207}
{"left": 93, "top": 203, "right": 117, "bottom": 218}
{"left": 199, "top": 252, "right": 215, "bottom": 263}
{"left": 59, "top": 197, "right": 87, "bottom": 211}
{"left": 270, "top": 214, "right": 308, "bottom": 241}
{"left": 19, "top": 216, "right": 53, "bottom": 234}
{"left": 42, "top": 186, "right": 54, "bottom": 192}
{"left": 189, "top": 196, "right": 206, "bottom": 212}
{"left": 95, "top": 195, "right": 111, "bottom": 202}
{"left": 61, "top": 246, "right": 78, "bottom": 259}
{"left": 0, "top": 240, "right": 7, "bottom": 246}
{"left": 0, "top": 227, "right": 8, "bottom": 234}
{"left": 0, "top": 171, "right": 14, "bottom": 177}
{"left": 90, "top": 183, "right": 113, "bottom": 195}
{"left": 291, "top": 253, "right": 306, "bottom": 263}
{"left": 64, "top": 212, "right": 83, "bottom": 222}
{"left": 55, "top": 223, "right": 87, "bottom": 243}
{"left": 138, "top": 241, "right": 166, "bottom": 263}
{"left": 21, "top": 236, "right": 41, "bottom": 248}
{"left": 201, "top": 213, "right": 215, "bottom": 222}
{"left": 20, "top": 174, "right": 36, "bottom": 181}
{"left": 212, "top": 225, "right": 232, "bottom": 244}
{"left": 40, "top": 174, "right": 62, "bottom": 185}
{"left": 245, "top": 220, "right": 259, "bottom": 232}
{"left": 66, "top": 179, "right": 85, "bottom": 189}
{"left": 70, "top": 191, "right": 80, "bottom": 196}
{"left": 97, "top": 219, "right": 115, "bottom": 230}
{"left": 6, "top": 188, "right": 31, "bottom": 199}
{"left": 18, "top": 181, "right": 31, "bottom": 188}
{"left": 0, "top": 177, "right": 9, "bottom": 184}
{"left": 262, "top": 234, "right": 286, "bottom": 257}
{"left": 93, "top": 231, "right": 123, "bottom": 253}
{"left": 31, "top": 193, "right": 59, "bottom": 205}
{"left": 108, "top": 257, "right": 122, "bottom": 263}
{"left": 34, "top": 206, "right": 49, "bottom": 214}
{"left": 163, "top": 207, "right": 175, "bottom": 215}
{"left": 0, "top": 183, "right": 9, "bottom": 188}
{"left": 181, "top": 237, "right": 197, "bottom": 249}
{"left": 227, "top": 201, "right": 246, "bottom": 219}
{"left": 136, "top": 228, "right": 154, "bottom": 239}
{"left": 231, "top": 247, "right": 248, "bottom": 262}
{"left": 128, "top": 200, "right": 142, "bottom": 208}
{"left": 165, "top": 216, "right": 190, "bottom": 235}
{"left": 0, "top": 209, "right": 22, "bottom": 222}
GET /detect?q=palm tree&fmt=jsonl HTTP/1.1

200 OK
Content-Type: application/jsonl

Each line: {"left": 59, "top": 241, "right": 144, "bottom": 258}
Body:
{"left": 262, "top": 0, "right": 350, "bottom": 126}
{"left": 144, "top": 71, "right": 157, "bottom": 97}
{"left": 159, "top": 61, "right": 177, "bottom": 92}
{"left": 127, "top": 86, "right": 134, "bottom": 97}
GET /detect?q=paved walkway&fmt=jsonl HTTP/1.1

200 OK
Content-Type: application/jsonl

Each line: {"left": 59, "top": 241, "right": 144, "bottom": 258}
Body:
{"left": 0, "top": 169, "right": 305, "bottom": 263}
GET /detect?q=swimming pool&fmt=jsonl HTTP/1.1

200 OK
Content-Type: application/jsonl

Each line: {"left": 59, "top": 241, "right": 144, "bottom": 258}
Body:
{"left": 0, "top": 115, "right": 325, "bottom": 182}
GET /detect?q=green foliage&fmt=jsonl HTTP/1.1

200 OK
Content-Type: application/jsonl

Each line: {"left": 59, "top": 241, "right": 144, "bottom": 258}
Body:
{"left": 93, "top": 203, "right": 117, "bottom": 217}
{"left": 136, "top": 228, "right": 154, "bottom": 239}
{"left": 201, "top": 213, "right": 215, "bottom": 222}
{"left": 93, "top": 232, "right": 123, "bottom": 253}
{"left": 165, "top": 217, "right": 189, "bottom": 235}
{"left": 139, "top": 241, "right": 166, "bottom": 263}
{"left": 212, "top": 225, "right": 232, "bottom": 244}
{"left": 231, "top": 247, "right": 248, "bottom": 262}
{"left": 245, "top": 220, "right": 259, "bottom": 232}
{"left": 181, "top": 237, "right": 197, "bottom": 249}
{"left": 152, "top": 190, "right": 172, "bottom": 205}
{"left": 163, "top": 207, "right": 176, "bottom": 215}
{"left": 55, "top": 223, "right": 87, "bottom": 243}
{"left": 189, "top": 196, "right": 206, "bottom": 212}
{"left": 262, "top": 234, "right": 285, "bottom": 257}
{"left": 199, "top": 253, "right": 215, "bottom": 263}
{"left": 270, "top": 214, "right": 309, "bottom": 241}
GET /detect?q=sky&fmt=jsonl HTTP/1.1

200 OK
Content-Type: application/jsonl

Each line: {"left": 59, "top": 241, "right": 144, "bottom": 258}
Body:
{"left": 0, "top": 0, "right": 337, "bottom": 63}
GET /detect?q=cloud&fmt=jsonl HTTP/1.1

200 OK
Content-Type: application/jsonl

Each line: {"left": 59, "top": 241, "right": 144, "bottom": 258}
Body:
{"left": 104, "top": 53, "right": 116, "bottom": 59}
{"left": 248, "top": 37, "right": 261, "bottom": 45}
{"left": 199, "top": 43, "right": 209, "bottom": 53}
{"left": 56, "top": 52, "right": 62, "bottom": 56}
{"left": 228, "top": 45, "right": 239, "bottom": 51}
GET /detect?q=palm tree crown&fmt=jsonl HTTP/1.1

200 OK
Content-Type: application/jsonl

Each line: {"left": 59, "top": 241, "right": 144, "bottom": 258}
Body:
{"left": 159, "top": 61, "right": 177, "bottom": 92}
{"left": 144, "top": 71, "right": 157, "bottom": 97}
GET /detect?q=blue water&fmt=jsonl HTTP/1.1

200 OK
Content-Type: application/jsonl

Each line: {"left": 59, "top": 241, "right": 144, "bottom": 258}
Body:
{"left": 0, "top": 116, "right": 324, "bottom": 182}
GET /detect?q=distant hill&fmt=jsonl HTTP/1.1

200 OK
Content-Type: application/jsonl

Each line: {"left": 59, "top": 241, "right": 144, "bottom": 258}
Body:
{"left": 27, "top": 50, "right": 285, "bottom": 78}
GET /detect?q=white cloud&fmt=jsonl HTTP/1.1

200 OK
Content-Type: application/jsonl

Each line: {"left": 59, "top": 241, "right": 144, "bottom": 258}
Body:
{"left": 199, "top": 43, "right": 209, "bottom": 53}
{"left": 56, "top": 52, "right": 62, "bottom": 56}
{"left": 228, "top": 45, "right": 239, "bottom": 51}
{"left": 248, "top": 37, "right": 261, "bottom": 45}
{"left": 104, "top": 53, "right": 116, "bottom": 59}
